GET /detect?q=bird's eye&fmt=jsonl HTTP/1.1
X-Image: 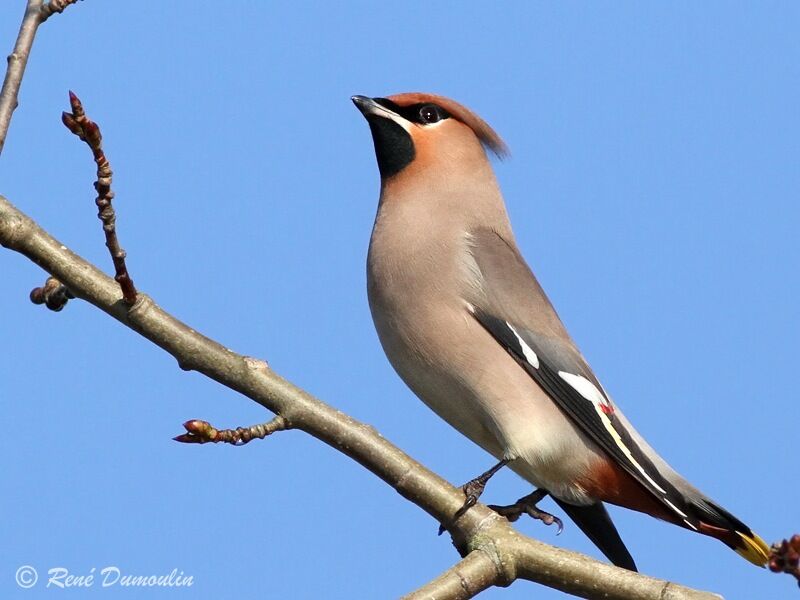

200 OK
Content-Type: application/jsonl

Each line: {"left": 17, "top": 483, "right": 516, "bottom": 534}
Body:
{"left": 419, "top": 104, "right": 442, "bottom": 124}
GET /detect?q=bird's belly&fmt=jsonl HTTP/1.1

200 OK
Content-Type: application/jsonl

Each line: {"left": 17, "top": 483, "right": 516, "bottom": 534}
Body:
{"left": 369, "top": 290, "right": 601, "bottom": 503}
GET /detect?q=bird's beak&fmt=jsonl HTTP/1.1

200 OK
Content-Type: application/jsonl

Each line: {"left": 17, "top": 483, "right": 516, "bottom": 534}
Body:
{"left": 351, "top": 95, "right": 411, "bottom": 133}
{"left": 351, "top": 94, "right": 402, "bottom": 119}
{"left": 351, "top": 95, "right": 384, "bottom": 117}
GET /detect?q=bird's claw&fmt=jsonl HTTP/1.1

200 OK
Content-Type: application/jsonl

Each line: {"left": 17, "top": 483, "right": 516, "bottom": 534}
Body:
{"left": 456, "top": 479, "right": 484, "bottom": 515}
{"left": 438, "top": 462, "right": 509, "bottom": 536}
{"left": 488, "top": 489, "right": 564, "bottom": 535}
{"left": 437, "top": 480, "right": 487, "bottom": 535}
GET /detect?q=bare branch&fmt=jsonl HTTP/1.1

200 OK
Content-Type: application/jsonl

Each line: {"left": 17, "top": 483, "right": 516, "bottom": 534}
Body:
{"left": 174, "top": 416, "right": 290, "bottom": 445}
{"left": 408, "top": 535, "right": 725, "bottom": 600}
{"left": 0, "top": 0, "right": 82, "bottom": 154}
{"left": 40, "top": 0, "right": 82, "bottom": 22}
{"left": 402, "top": 551, "right": 500, "bottom": 600}
{"left": 0, "top": 0, "right": 44, "bottom": 155}
{"left": 0, "top": 193, "right": 722, "bottom": 600}
{"left": 62, "top": 91, "right": 137, "bottom": 304}
{"left": 509, "top": 536, "right": 722, "bottom": 600}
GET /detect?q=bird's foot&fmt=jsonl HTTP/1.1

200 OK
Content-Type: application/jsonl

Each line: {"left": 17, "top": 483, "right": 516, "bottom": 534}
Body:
{"left": 489, "top": 489, "right": 564, "bottom": 535}
{"left": 438, "top": 459, "right": 509, "bottom": 535}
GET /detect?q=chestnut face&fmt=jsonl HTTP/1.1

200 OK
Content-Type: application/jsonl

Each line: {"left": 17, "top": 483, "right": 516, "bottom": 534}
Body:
{"left": 353, "top": 95, "right": 452, "bottom": 178}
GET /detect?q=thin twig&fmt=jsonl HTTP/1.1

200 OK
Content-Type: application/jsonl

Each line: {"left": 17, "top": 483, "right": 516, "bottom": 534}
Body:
{"left": 0, "top": 0, "right": 44, "bottom": 156}
{"left": 0, "top": 0, "right": 81, "bottom": 154}
{"left": 40, "top": 0, "right": 82, "bottom": 22}
{"left": 30, "top": 275, "right": 74, "bottom": 311}
{"left": 62, "top": 91, "right": 137, "bottom": 305}
{"left": 174, "top": 416, "right": 289, "bottom": 445}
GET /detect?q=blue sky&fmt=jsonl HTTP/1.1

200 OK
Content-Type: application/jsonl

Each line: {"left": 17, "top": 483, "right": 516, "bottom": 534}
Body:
{"left": 1, "top": 2, "right": 798, "bottom": 598}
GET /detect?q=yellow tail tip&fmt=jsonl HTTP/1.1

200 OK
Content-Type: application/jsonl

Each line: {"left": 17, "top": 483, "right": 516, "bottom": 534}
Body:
{"left": 735, "top": 531, "right": 771, "bottom": 567}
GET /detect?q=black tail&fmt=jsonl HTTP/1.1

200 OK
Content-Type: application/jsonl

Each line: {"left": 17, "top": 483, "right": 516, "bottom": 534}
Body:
{"left": 553, "top": 498, "right": 638, "bottom": 571}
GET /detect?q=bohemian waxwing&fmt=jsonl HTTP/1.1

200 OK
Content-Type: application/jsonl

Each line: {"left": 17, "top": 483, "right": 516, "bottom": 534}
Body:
{"left": 352, "top": 92, "right": 769, "bottom": 571}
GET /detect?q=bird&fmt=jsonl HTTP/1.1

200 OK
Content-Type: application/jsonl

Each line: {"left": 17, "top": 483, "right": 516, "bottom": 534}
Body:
{"left": 351, "top": 91, "right": 769, "bottom": 572}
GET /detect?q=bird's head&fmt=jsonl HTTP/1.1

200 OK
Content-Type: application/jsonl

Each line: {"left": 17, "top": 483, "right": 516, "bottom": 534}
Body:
{"left": 352, "top": 93, "right": 508, "bottom": 182}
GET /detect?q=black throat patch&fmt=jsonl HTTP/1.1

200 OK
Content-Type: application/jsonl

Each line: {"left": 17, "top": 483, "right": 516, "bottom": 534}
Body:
{"left": 366, "top": 116, "right": 415, "bottom": 179}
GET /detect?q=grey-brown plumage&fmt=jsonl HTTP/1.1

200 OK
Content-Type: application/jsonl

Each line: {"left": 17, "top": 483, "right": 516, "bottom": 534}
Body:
{"left": 352, "top": 92, "right": 769, "bottom": 570}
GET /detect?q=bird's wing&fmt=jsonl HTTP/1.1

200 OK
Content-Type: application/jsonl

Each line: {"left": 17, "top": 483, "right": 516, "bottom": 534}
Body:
{"left": 467, "top": 227, "right": 770, "bottom": 567}
{"left": 466, "top": 228, "right": 700, "bottom": 530}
